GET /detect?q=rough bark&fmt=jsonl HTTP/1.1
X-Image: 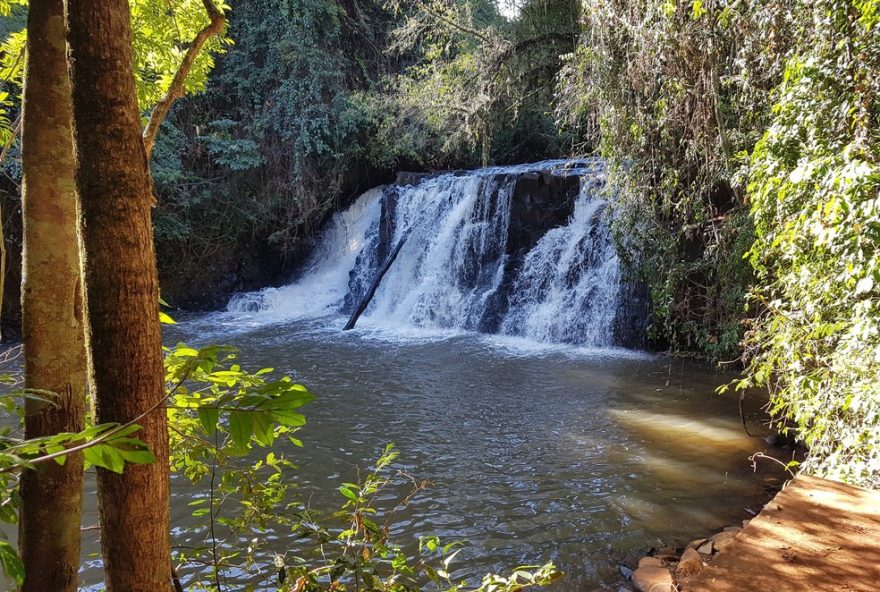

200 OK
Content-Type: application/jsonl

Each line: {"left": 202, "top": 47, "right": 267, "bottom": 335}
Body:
{"left": 66, "top": 1, "right": 172, "bottom": 590}
{"left": 17, "top": 1, "right": 86, "bottom": 590}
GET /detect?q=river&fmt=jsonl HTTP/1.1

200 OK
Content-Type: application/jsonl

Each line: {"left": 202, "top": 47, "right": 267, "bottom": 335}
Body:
{"left": 71, "top": 314, "right": 778, "bottom": 590}
{"left": 7, "top": 160, "right": 783, "bottom": 590}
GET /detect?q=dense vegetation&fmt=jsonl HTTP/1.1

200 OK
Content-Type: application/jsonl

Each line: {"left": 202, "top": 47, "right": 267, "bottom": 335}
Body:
{"left": 554, "top": 0, "right": 879, "bottom": 487}
{"left": 0, "top": 0, "right": 877, "bottom": 587}
{"left": 147, "top": 0, "right": 581, "bottom": 306}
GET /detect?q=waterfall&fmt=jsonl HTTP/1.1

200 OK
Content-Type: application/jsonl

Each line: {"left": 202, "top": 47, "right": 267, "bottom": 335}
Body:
{"left": 227, "top": 159, "right": 648, "bottom": 348}
{"left": 499, "top": 174, "right": 620, "bottom": 346}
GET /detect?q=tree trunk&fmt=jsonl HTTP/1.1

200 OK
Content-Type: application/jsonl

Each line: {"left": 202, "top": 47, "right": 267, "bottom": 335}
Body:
{"left": 18, "top": 1, "right": 86, "bottom": 590}
{"left": 66, "top": 2, "right": 172, "bottom": 591}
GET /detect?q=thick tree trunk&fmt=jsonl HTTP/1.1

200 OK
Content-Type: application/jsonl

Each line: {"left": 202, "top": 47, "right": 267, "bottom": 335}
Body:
{"left": 18, "top": 1, "right": 86, "bottom": 591}
{"left": 66, "top": 2, "right": 172, "bottom": 591}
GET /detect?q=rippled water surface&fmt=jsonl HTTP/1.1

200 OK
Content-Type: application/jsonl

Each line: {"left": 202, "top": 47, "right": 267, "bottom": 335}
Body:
{"left": 72, "top": 315, "right": 766, "bottom": 590}
{"left": 70, "top": 314, "right": 776, "bottom": 590}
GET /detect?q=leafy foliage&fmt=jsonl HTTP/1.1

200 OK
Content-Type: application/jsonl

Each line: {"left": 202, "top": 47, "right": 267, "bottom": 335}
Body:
{"left": 557, "top": 0, "right": 791, "bottom": 361}
{"left": 0, "top": 359, "right": 158, "bottom": 584}
{"left": 740, "top": 0, "right": 880, "bottom": 487}
{"left": 130, "top": 0, "right": 231, "bottom": 113}
{"left": 155, "top": 342, "right": 560, "bottom": 590}
{"left": 379, "top": 0, "right": 578, "bottom": 166}
{"left": 276, "top": 444, "right": 560, "bottom": 592}
{"left": 0, "top": 0, "right": 231, "bottom": 143}
{"left": 170, "top": 435, "right": 560, "bottom": 591}
{"left": 558, "top": 0, "right": 879, "bottom": 485}
{"left": 148, "top": 0, "right": 399, "bottom": 297}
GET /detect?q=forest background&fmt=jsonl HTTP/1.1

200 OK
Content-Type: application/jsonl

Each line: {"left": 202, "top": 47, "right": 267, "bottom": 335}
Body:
{"left": 1, "top": 0, "right": 878, "bottom": 487}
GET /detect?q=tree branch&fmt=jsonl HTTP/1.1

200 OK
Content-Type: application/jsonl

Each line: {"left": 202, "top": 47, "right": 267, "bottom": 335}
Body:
{"left": 142, "top": 0, "right": 226, "bottom": 158}
{"left": 413, "top": 0, "right": 499, "bottom": 46}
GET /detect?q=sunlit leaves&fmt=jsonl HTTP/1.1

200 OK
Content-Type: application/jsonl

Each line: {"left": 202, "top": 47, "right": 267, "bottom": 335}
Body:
{"left": 744, "top": 0, "right": 880, "bottom": 488}
{"left": 0, "top": 24, "right": 25, "bottom": 145}
{"left": 0, "top": 0, "right": 231, "bottom": 148}
{"left": 129, "top": 0, "right": 231, "bottom": 113}
{"left": 164, "top": 342, "right": 313, "bottom": 455}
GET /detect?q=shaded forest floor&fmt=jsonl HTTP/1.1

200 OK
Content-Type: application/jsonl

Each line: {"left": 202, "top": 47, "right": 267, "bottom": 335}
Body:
{"left": 679, "top": 475, "right": 880, "bottom": 592}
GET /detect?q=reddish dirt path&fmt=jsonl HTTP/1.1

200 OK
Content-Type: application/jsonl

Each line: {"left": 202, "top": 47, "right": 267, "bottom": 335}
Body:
{"left": 679, "top": 475, "right": 880, "bottom": 592}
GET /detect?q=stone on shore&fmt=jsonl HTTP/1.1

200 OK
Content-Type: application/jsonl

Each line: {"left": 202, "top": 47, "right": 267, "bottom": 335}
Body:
{"left": 696, "top": 539, "right": 714, "bottom": 554}
{"left": 677, "top": 547, "right": 703, "bottom": 576}
{"left": 638, "top": 556, "right": 664, "bottom": 568}
{"left": 710, "top": 530, "right": 738, "bottom": 551}
{"left": 632, "top": 566, "right": 674, "bottom": 592}
{"left": 686, "top": 538, "right": 707, "bottom": 550}
{"left": 723, "top": 525, "right": 742, "bottom": 534}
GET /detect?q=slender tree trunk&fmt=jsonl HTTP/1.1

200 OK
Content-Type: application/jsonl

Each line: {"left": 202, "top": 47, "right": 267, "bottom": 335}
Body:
{"left": 18, "top": 1, "right": 86, "bottom": 591}
{"left": 66, "top": 2, "right": 171, "bottom": 590}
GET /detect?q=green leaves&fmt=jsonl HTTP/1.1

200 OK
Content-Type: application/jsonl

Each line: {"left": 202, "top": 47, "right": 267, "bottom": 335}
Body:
{"left": 338, "top": 484, "right": 358, "bottom": 501}
{"left": 0, "top": 541, "right": 23, "bottom": 586}
{"left": 82, "top": 436, "right": 156, "bottom": 474}
{"left": 164, "top": 341, "right": 314, "bottom": 457}
{"left": 130, "top": 0, "right": 231, "bottom": 113}
{"left": 0, "top": 421, "right": 156, "bottom": 475}
{"left": 744, "top": 0, "right": 880, "bottom": 488}
{"left": 197, "top": 406, "right": 220, "bottom": 435}
{"left": 227, "top": 410, "right": 253, "bottom": 451}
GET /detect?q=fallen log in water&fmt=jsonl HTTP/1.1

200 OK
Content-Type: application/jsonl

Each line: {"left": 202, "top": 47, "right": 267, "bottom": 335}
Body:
{"left": 343, "top": 228, "right": 412, "bottom": 330}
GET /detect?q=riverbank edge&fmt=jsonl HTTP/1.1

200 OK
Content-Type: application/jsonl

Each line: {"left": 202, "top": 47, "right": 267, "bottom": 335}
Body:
{"left": 620, "top": 474, "right": 880, "bottom": 592}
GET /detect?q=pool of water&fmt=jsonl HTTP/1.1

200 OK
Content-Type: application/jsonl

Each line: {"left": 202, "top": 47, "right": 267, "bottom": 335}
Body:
{"left": 11, "top": 312, "right": 778, "bottom": 590}
{"left": 123, "top": 314, "right": 775, "bottom": 589}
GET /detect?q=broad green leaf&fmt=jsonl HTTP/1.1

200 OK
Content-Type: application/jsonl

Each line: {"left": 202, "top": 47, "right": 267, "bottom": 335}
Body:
{"left": 228, "top": 411, "right": 253, "bottom": 450}
{"left": 198, "top": 407, "right": 220, "bottom": 436}
{"left": 0, "top": 541, "right": 23, "bottom": 586}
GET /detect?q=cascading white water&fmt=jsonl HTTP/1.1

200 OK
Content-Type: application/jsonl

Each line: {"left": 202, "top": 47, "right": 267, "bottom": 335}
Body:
{"left": 499, "top": 174, "right": 620, "bottom": 346}
{"left": 227, "top": 159, "right": 641, "bottom": 347}
{"left": 366, "top": 174, "right": 512, "bottom": 330}
{"left": 227, "top": 187, "right": 383, "bottom": 319}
